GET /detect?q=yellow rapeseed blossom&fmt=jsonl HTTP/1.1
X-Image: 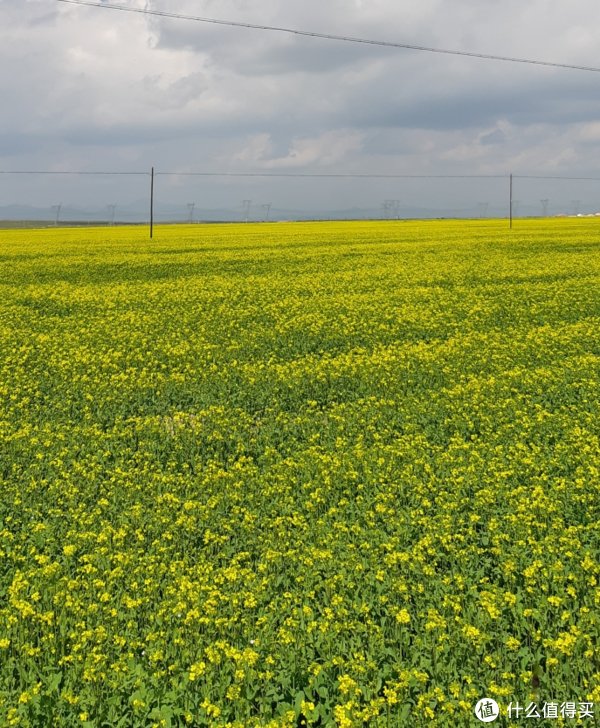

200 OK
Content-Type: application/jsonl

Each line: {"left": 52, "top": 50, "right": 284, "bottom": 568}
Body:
{"left": 1, "top": 219, "right": 599, "bottom": 726}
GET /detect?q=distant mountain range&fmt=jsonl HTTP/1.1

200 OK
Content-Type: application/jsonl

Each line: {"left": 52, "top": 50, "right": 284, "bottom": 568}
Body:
{"left": 0, "top": 201, "right": 592, "bottom": 223}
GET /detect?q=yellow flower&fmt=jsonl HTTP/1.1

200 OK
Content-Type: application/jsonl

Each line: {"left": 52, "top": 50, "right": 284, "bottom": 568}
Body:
{"left": 395, "top": 608, "right": 411, "bottom": 624}
{"left": 338, "top": 674, "right": 359, "bottom": 696}
{"left": 188, "top": 661, "right": 206, "bottom": 681}
{"left": 226, "top": 685, "right": 241, "bottom": 700}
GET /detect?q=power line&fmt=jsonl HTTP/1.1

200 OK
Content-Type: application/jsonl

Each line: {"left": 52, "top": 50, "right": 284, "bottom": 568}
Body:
{"left": 515, "top": 175, "right": 600, "bottom": 181}
{"left": 156, "top": 172, "right": 507, "bottom": 179}
{"left": 4, "top": 170, "right": 600, "bottom": 181}
{"left": 0, "top": 170, "right": 148, "bottom": 176}
{"left": 56, "top": 0, "right": 600, "bottom": 74}
{"left": 0, "top": 170, "right": 505, "bottom": 179}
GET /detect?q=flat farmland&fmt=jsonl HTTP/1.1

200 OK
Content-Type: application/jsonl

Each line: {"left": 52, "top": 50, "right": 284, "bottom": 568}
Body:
{"left": 1, "top": 220, "right": 600, "bottom": 727}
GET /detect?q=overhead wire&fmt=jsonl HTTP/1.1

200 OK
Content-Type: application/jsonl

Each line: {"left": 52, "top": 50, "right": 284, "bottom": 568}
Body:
{"left": 55, "top": 0, "right": 600, "bottom": 74}
{"left": 155, "top": 172, "right": 508, "bottom": 179}
{"left": 0, "top": 170, "right": 148, "bottom": 175}
{"left": 3, "top": 171, "right": 600, "bottom": 180}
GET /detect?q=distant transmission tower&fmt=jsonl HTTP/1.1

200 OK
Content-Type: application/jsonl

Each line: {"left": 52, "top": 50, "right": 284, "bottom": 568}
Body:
{"left": 477, "top": 202, "right": 489, "bottom": 218}
{"left": 382, "top": 199, "right": 400, "bottom": 219}
{"left": 242, "top": 199, "right": 252, "bottom": 222}
{"left": 51, "top": 203, "right": 62, "bottom": 226}
{"left": 262, "top": 203, "right": 272, "bottom": 221}
{"left": 571, "top": 199, "right": 580, "bottom": 216}
{"left": 541, "top": 199, "right": 549, "bottom": 217}
{"left": 187, "top": 202, "right": 195, "bottom": 223}
{"left": 107, "top": 204, "right": 116, "bottom": 225}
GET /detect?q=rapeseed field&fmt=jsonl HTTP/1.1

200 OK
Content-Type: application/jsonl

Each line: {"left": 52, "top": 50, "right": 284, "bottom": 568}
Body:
{"left": 1, "top": 219, "right": 599, "bottom": 727}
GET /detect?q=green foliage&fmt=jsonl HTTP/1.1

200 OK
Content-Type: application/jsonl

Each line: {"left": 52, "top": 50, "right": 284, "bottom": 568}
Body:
{"left": 1, "top": 219, "right": 600, "bottom": 726}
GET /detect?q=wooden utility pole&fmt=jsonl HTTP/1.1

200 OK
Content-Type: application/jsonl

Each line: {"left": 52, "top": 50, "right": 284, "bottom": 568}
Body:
{"left": 509, "top": 173, "right": 513, "bottom": 229}
{"left": 150, "top": 167, "right": 154, "bottom": 239}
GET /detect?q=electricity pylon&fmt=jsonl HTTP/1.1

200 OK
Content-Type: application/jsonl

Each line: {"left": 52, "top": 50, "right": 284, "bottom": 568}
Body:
{"left": 51, "top": 203, "right": 62, "bottom": 226}
{"left": 107, "top": 204, "right": 116, "bottom": 225}
{"left": 382, "top": 199, "right": 400, "bottom": 219}
{"left": 242, "top": 200, "right": 252, "bottom": 222}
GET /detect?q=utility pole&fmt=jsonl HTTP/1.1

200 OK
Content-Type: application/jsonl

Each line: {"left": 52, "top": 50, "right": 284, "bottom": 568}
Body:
{"left": 541, "top": 199, "right": 549, "bottom": 217}
{"left": 509, "top": 174, "right": 513, "bottom": 229}
{"left": 150, "top": 167, "right": 154, "bottom": 239}
{"left": 242, "top": 199, "right": 252, "bottom": 222}
{"left": 477, "top": 202, "right": 489, "bottom": 218}
{"left": 187, "top": 202, "right": 195, "bottom": 223}
{"left": 262, "top": 203, "right": 271, "bottom": 222}
{"left": 571, "top": 200, "right": 580, "bottom": 216}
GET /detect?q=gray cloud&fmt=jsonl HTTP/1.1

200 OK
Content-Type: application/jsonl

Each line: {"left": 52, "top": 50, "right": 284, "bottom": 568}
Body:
{"left": 2, "top": 0, "right": 600, "bottom": 213}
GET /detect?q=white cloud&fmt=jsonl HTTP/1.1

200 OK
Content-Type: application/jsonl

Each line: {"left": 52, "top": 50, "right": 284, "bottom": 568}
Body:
{"left": 264, "top": 130, "right": 365, "bottom": 168}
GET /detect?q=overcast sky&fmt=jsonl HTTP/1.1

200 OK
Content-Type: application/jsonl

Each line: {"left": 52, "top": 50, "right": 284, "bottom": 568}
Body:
{"left": 2, "top": 0, "right": 600, "bottom": 216}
